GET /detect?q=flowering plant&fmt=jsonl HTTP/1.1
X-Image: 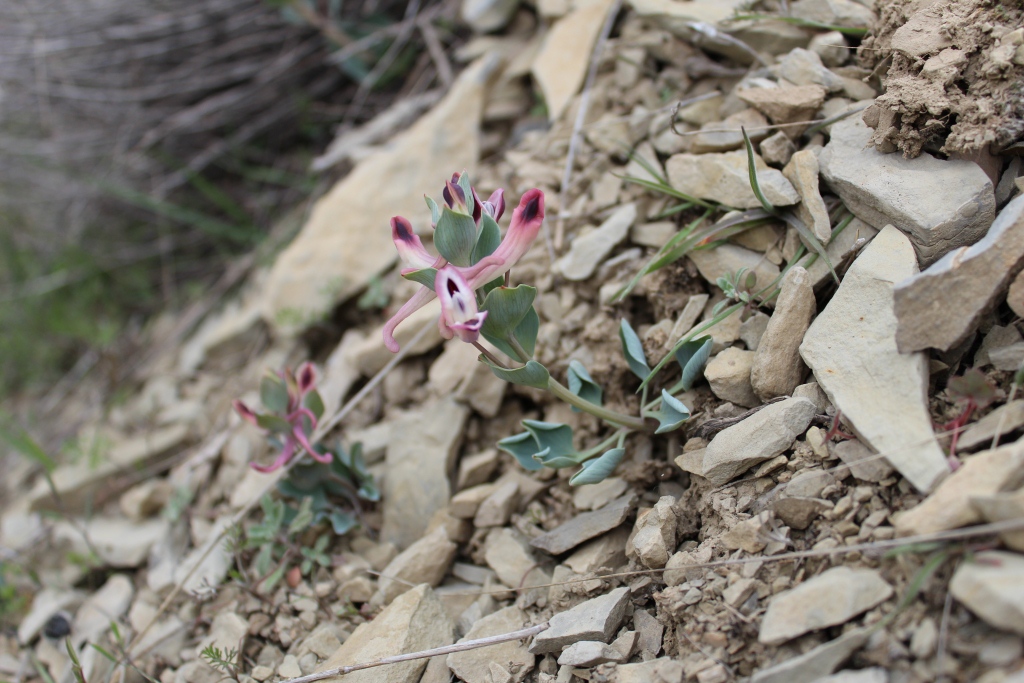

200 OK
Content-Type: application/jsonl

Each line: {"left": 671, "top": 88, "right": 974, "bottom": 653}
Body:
{"left": 381, "top": 172, "right": 713, "bottom": 485}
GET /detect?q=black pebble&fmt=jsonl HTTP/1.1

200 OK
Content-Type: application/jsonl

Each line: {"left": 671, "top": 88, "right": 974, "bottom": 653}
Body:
{"left": 43, "top": 613, "right": 72, "bottom": 640}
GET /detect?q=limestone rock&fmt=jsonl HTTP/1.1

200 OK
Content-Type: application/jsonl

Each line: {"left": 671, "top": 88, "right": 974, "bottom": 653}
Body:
{"left": 557, "top": 640, "right": 626, "bottom": 667}
{"left": 53, "top": 517, "right": 169, "bottom": 568}
{"left": 197, "top": 613, "right": 248, "bottom": 663}
{"left": 485, "top": 528, "right": 550, "bottom": 590}
{"left": 448, "top": 606, "right": 535, "bottom": 683}
{"left": 816, "top": 669, "right": 889, "bottom": 683}
{"left": 382, "top": 398, "right": 469, "bottom": 550}
{"left": 739, "top": 311, "right": 770, "bottom": 351}
{"left": 450, "top": 483, "right": 497, "bottom": 519}
{"left": 461, "top": 0, "right": 519, "bottom": 32}
{"left": 738, "top": 84, "right": 827, "bottom": 126}
{"left": 531, "top": 494, "right": 637, "bottom": 555}
{"left": 573, "top": 477, "right": 628, "bottom": 512}
{"left": 783, "top": 150, "right": 831, "bottom": 242}
{"left": 809, "top": 31, "right": 850, "bottom": 67}
{"left": 750, "top": 629, "right": 869, "bottom": 683}
{"left": 456, "top": 449, "right": 499, "bottom": 490}
{"left": 558, "top": 203, "right": 637, "bottom": 281}
{"left": 818, "top": 116, "right": 995, "bottom": 267}
{"left": 775, "top": 48, "right": 845, "bottom": 92}
{"left": 971, "top": 490, "right": 1024, "bottom": 552}
{"left": 759, "top": 567, "right": 893, "bottom": 645}
{"left": 529, "top": 587, "right": 630, "bottom": 654}
{"left": 667, "top": 150, "right": 800, "bottom": 209}
{"left": 760, "top": 131, "right": 797, "bottom": 166}
{"left": 794, "top": 217, "right": 878, "bottom": 289}
{"left": 894, "top": 194, "right": 1024, "bottom": 352}
{"left": 315, "top": 585, "right": 454, "bottom": 683}
{"left": 950, "top": 551, "right": 1024, "bottom": 636}
{"left": 958, "top": 400, "right": 1024, "bottom": 452}
{"left": 790, "top": 0, "right": 875, "bottom": 29}
{"left": 261, "top": 58, "right": 494, "bottom": 333}
{"left": 800, "top": 226, "right": 949, "bottom": 492}
{"left": 703, "top": 397, "right": 817, "bottom": 486}
{"left": 376, "top": 529, "right": 457, "bottom": 604}
{"left": 474, "top": 480, "right": 520, "bottom": 528}
{"left": 29, "top": 424, "right": 189, "bottom": 513}
{"left": 73, "top": 575, "right": 133, "bottom": 648}
{"left": 721, "top": 511, "right": 772, "bottom": 553}
{"left": 174, "top": 516, "right": 237, "bottom": 597}
{"left": 688, "top": 243, "right": 781, "bottom": 294}
{"left": 564, "top": 527, "right": 630, "bottom": 574}
{"left": 773, "top": 497, "right": 832, "bottom": 530}
{"left": 704, "top": 347, "right": 759, "bottom": 408}
{"left": 1008, "top": 269, "right": 1024, "bottom": 318}
{"left": 608, "top": 657, "right": 684, "bottom": 683}
{"left": 532, "top": 0, "right": 618, "bottom": 122}
{"left": 832, "top": 439, "right": 893, "bottom": 483}
{"left": 629, "top": 496, "right": 677, "bottom": 569}
{"left": 751, "top": 266, "right": 815, "bottom": 401}
{"left": 895, "top": 442, "right": 1024, "bottom": 537}
{"left": 691, "top": 109, "right": 770, "bottom": 154}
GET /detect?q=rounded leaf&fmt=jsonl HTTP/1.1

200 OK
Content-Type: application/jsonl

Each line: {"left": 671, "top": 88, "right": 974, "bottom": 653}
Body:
{"left": 570, "top": 448, "right": 626, "bottom": 486}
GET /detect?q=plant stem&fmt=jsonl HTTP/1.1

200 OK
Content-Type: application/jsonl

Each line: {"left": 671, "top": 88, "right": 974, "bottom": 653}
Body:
{"left": 508, "top": 335, "right": 530, "bottom": 364}
{"left": 473, "top": 342, "right": 508, "bottom": 368}
{"left": 547, "top": 378, "right": 650, "bottom": 431}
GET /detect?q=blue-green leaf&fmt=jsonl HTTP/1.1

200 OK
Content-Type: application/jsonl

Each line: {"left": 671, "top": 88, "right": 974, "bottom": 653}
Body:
{"left": 472, "top": 213, "right": 501, "bottom": 264}
{"left": 260, "top": 374, "right": 289, "bottom": 413}
{"left": 303, "top": 389, "right": 325, "bottom": 421}
{"left": 532, "top": 449, "right": 586, "bottom": 469}
{"left": 570, "top": 448, "right": 626, "bottom": 486}
{"left": 434, "top": 207, "right": 478, "bottom": 267}
{"left": 523, "top": 420, "right": 576, "bottom": 462}
{"left": 497, "top": 431, "right": 544, "bottom": 471}
{"left": 256, "top": 413, "right": 292, "bottom": 434}
{"left": 674, "top": 336, "right": 713, "bottom": 391}
{"left": 424, "top": 195, "right": 441, "bottom": 225}
{"left": 457, "top": 172, "right": 474, "bottom": 209}
{"left": 479, "top": 356, "right": 550, "bottom": 389}
{"left": 329, "top": 509, "right": 358, "bottom": 535}
{"left": 653, "top": 390, "right": 691, "bottom": 434}
{"left": 619, "top": 319, "right": 651, "bottom": 380}
{"left": 401, "top": 267, "right": 438, "bottom": 289}
{"left": 567, "top": 360, "right": 603, "bottom": 412}
{"left": 481, "top": 286, "right": 539, "bottom": 361}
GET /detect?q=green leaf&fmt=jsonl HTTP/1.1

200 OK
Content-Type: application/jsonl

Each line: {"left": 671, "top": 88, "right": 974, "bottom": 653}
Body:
{"left": 570, "top": 448, "right": 626, "bottom": 486}
{"left": 434, "top": 207, "right": 478, "bottom": 267}
{"left": 472, "top": 213, "right": 501, "bottom": 264}
{"left": 522, "top": 420, "right": 576, "bottom": 461}
{"left": 532, "top": 450, "right": 586, "bottom": 468}
{"left": 303, "top": 390, "right": 325, "bottom": 421}
{"left": 260, "top": 495, "right": 285, "bottom": 530}
{"left": 780, "top": 211, "right": 839, "bottom": 284}
{"left": 742, "top": 127, "right": 775, "bottom": 215}
{"left": 567, "top": 360, "right": 603, "bottom": 412}
{"left": 424, "top": 194, "right": 441, "bottom": 225}
{"left": 497, "top": 431, "right": 544, "bottom": 471}
{"left": 457, "top": 172, "right": 474, "bottom": 208}
{"left": 253, "top": 544, "right": 275, "bottom": 577}
{"left": 479, "top": 287, "right": 541, "bottom": 362}
{"left": 402, "top": 267, "right": 438, "bottom": 289}
{"left": 287, "top": 496, "right": 315, "bottom": 535}
{"left": 481, "top": 285, "right": 537, "bottom": 341}
{"left": 619, "top": 319, "right": 651, "bottom": 380}
{"left": 674, "top": 336, "right": 713, "bottom": 391}
{"left": 256, "top": 413, "right": 292, "bottom": 434}
{"left": 329, "top": 510, "right": 358, "bottom": 535}
{"left": 260, "top": 374, "right": 290, "bottom": 413}
{"left": 479, "top": 356, "right": 550, "bottom": 389}
{"left": 653, "top": 390, "right": 691, "bottom": 434}
{"left": 262, "top": 564, "right": 287, "bottom": 591}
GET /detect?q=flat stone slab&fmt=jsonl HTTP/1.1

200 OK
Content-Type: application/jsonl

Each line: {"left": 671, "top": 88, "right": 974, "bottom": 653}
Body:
{"left": 759, "top": 567, "right": 893, "bottom": 645}
{"left": 894, "top": 193, "right": 1024, "bottom": 352}
{"left": 529, "top": 587, "right": 630, "bottom": 654}
{"left": 819, "top": 115, "right": 995, "bottom": 266}
{"left": 530, "top": 494, "right": 637, "bottom": 555}
{"left": 702, "top": 398, "right": 817, "bottom": 486}
{"left": 800, "top": 225, "right": 949, "bottom": 493}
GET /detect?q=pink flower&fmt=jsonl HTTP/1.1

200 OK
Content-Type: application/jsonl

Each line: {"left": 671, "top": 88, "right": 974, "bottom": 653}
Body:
{"left": 436, "top": 267, "right": 488, "bottom": 344}
{"left": 383, "top": 187, "right": 545, "bottom": 353}
{"left": 234, "top": 363, "right": 331, "bottom": 472}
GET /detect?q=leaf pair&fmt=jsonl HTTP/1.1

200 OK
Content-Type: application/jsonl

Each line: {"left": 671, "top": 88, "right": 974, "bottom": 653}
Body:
{"left": 434, "top": 208, "right": 502, "bottom": 268}
{"left": 497, "top": 420, "right": 624, "bottom": 486}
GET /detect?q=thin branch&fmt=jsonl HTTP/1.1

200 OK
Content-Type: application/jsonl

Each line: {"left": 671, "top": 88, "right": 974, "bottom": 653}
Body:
{"left": 279, "top": 623, "right": 549, "bottom": 683}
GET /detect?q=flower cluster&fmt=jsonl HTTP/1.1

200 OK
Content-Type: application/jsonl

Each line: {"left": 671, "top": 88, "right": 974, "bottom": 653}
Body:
{"left": 383, "top": 172, "right": 545, "bottom": 352}
{"left": 233, "top": 362, "right": 329, "bottom": 472}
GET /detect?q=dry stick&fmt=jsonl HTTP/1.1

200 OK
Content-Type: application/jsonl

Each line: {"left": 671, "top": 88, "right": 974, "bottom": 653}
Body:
{"left": 552, "top": 0, "right": 622, "bottom": 257}
{"left": 278, "top": 623, "right": 549, "bottom": 683}
{"left": 124, "top": 320, "right": 436, "bottom": 656}
{"left": 416, "top": 17, "right": 453, "bottom": 87}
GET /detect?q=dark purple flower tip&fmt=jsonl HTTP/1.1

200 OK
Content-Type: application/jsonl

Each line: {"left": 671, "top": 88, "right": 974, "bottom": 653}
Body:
{"left": 296, "top": 362, "right": 317, "bottom": 395}
{"left": 234, "top": 400, "right": 260, "bottom": 427}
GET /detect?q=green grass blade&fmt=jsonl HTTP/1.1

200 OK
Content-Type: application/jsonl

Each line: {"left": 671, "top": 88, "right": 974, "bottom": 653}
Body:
{"left": 618, "top": 174, "right": 720, "bottom": 210}
{"left": 731, "top": 13, "right": 869, "bottom": 36}
{"left": 742, "top": 127, "right": 776, "bottom": 215}
{"left": 781, "top": 212, "right": 840, "bottom": 284}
